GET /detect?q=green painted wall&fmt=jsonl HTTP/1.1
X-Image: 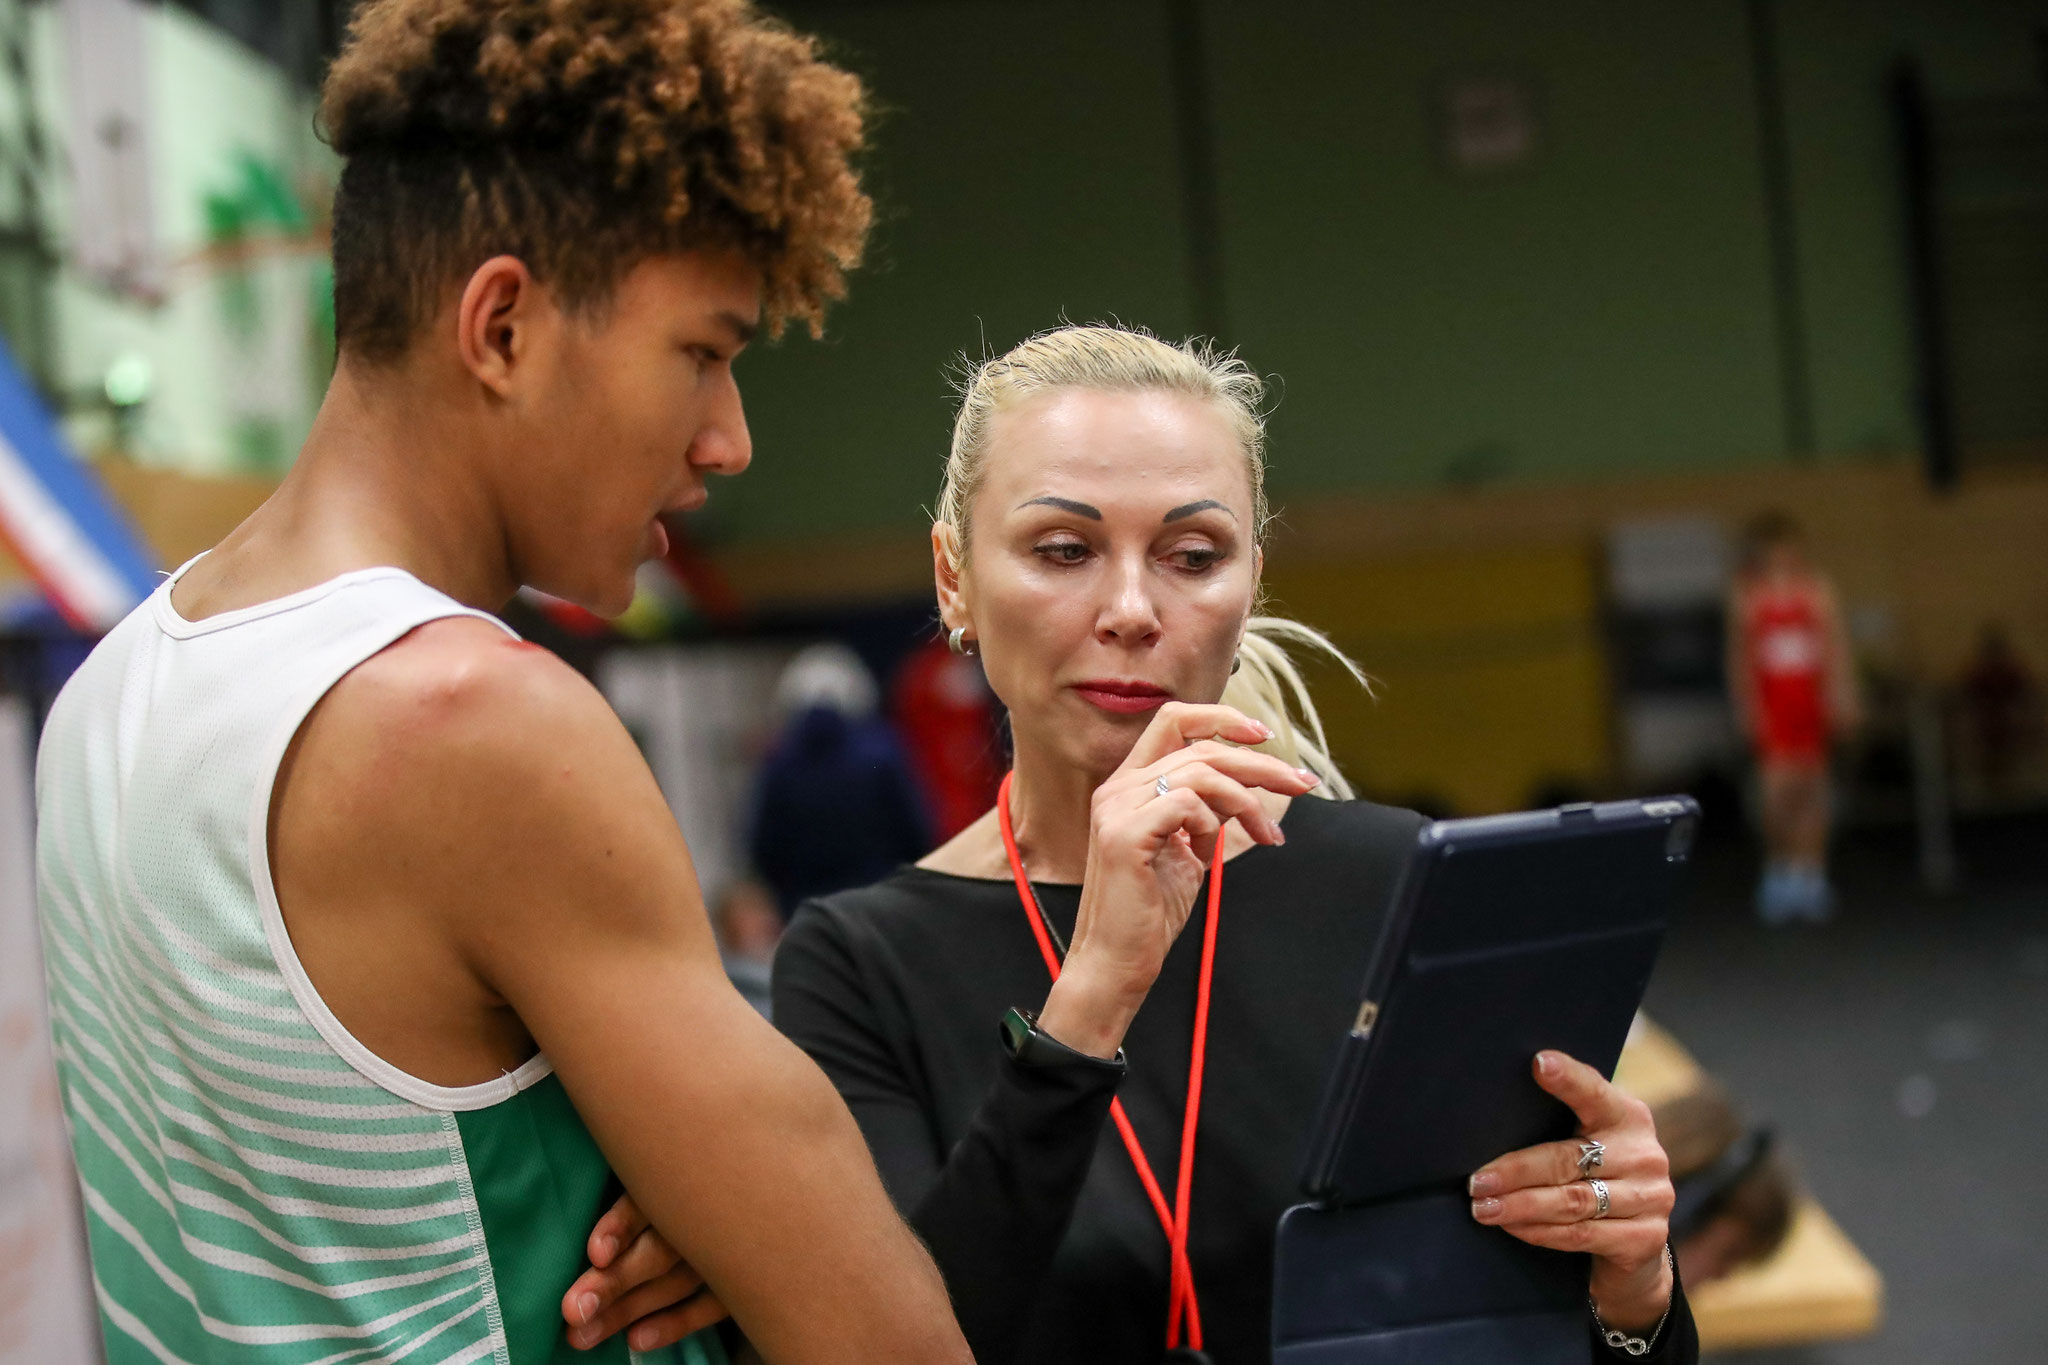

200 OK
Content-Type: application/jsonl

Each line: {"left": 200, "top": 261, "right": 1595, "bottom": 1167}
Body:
{"left": 1206, "top": 0, "right": 1784, "bottom": 493}
{"left": 1774, "top": 0, "right": 2048, "bottom": 455}
{"left": 708, "top": 0, "right": 2048, "bottom": 544}
{"left": 709, "top": 0, "right": 1198, "bottom": 542}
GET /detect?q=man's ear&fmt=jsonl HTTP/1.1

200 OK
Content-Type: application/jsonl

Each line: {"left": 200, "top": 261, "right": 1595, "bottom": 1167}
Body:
{"left": 455, "top": 255, "right": 540, "bottom": 396}
{"left": 932, "top": 522, "right": 969, "bottom": 631}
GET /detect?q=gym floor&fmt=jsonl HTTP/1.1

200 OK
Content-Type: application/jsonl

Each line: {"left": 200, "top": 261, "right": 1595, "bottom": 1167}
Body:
{"left": 1644, "top": 813, "right": 2047, "bottom": 1362}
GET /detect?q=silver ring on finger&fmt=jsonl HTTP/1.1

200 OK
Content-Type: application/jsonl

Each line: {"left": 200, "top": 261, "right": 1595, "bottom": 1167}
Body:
{"left": 1585, "top": 1177, "right": 1611, "bottom": 1220}
{"left": 1155, "top": 775, "right": 1173, "bottom": 799}
{"left": 1576, "top": 1139, "right": 1606, "bottom": 1176}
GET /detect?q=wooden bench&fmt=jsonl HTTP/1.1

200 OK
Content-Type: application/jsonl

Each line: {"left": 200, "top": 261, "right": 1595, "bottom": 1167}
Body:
{"left": 1613, "top": 1019, "right": 1884, "bottom": 1350}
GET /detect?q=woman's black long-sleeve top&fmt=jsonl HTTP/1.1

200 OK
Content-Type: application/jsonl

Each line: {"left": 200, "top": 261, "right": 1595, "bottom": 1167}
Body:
{"left": 774, "top": 795, "right": 1698, "bottom": 1365}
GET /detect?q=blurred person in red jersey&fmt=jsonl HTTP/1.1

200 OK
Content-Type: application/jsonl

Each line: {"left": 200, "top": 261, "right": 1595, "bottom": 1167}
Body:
{"left": 894, "top": 633, "right": 1004, "bottom": 839}
{"left": 1726, "top": 513, "right": 1862, "bottom": 924}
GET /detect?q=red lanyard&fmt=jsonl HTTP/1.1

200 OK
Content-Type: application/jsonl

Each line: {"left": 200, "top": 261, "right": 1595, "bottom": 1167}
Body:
{"left": 996, "top": 771, "right": 1224, "bottom": 1354}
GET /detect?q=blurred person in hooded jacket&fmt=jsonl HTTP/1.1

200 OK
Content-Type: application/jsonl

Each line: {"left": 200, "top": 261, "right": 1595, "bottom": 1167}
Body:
{"left": 750, "top": 643, "right": 935, "bottom": 917}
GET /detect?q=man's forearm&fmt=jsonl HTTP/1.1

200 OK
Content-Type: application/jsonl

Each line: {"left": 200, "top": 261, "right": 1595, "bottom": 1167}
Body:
{"left": 553, "top": 989, "right": 971, "bottom": 1365}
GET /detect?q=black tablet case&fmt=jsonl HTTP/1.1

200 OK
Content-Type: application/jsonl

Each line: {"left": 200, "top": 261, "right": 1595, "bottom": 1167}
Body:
{"left": 1272, "top": 798, "right": 1697, "bottom": 1365}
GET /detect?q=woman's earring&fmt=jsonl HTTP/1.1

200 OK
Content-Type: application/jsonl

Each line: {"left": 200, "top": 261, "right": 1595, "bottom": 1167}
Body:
{"left": 1230, "top": 652, "right": 1243, "bottom": 675}
{"left": 948, "top": 625, "right": 976, "bottom": 657}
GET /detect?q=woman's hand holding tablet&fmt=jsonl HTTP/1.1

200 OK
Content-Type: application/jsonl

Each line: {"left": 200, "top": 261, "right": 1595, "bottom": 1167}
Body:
{"left": 1469, "top": 1049, "right": 1677, "bottom": 1333}
{"left": 1282, "top": 796, "right": 1696, "bottom": 1358}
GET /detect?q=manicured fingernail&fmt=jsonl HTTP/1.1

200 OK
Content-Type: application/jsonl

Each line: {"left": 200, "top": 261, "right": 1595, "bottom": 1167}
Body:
{"left": 1535, "top": 1052, "right": 1558, "bottom": 1077}
{"left": 570, "top": 1325, "right": 594, "bottom": 1349}
{"left": 1296, "top": 768, "right": 1320, "bottom": 786}
{"left": 1469, "top": 1172, "right": 1499, "bottom": 1196}
{"left": 575, "top": 1291, "right": 599, "bottom": 1324}
{"left": 1270, "top": 823, "right": 1287, "bottom": 846}
{"left": 594, "top": 1235, "right": 617, "bottom": 1263}
{"left": 630, "top": 1327, "right": 651, "bottom": 1352}
{"left": 1471, "top": 1198, "right": 1501, "bottom": 1221}
{"left": 1258, "top": 722, "right": 1276, "bottom": 739}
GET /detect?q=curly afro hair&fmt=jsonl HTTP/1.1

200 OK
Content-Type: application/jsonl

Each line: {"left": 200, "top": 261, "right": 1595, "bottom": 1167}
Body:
{"left": 320, "top": 0, "right": 871, "bottom": 361}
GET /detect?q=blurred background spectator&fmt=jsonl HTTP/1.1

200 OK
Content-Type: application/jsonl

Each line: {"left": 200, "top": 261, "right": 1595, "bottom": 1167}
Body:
{"left": 712, "top": 879, "right": 786, "bottom": 1019}
{"left": 1726, "top": 512, "right": 1861, "bottom": 924}
{"left": 749, "top": 643, "right": 933, "bottom": 917}
{"left": 1954, "top": 622, "right": 2042, "bottom": 802}
{"left": 892, "top": 633, "right": 1004, "bottom": 841}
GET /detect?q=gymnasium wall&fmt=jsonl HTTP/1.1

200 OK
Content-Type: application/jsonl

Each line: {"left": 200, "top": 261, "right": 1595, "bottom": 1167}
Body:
{"left": 704, "top": 0, "right": 2048, "bottom": 545}
{"left": 6, "top": 2, "right": 334, "bottom": 475}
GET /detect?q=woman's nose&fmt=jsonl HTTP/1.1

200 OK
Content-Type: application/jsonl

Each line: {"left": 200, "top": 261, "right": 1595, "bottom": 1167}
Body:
{"left": 1096, "top": 559, "right": 1161, "bottom": 645}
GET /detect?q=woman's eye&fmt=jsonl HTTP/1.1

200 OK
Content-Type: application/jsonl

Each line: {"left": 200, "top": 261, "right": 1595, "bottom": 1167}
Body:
{"left": 1034, "top": 542, "right": 1090, "bottom": 564}
{"left": 1173, "top": 547, "right": 1226, "bottom": 571}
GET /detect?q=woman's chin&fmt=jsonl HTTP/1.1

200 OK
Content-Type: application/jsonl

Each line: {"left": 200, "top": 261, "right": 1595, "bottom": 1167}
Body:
{"left": 1072, "top": 718, "right": 1151, "bottom": 773}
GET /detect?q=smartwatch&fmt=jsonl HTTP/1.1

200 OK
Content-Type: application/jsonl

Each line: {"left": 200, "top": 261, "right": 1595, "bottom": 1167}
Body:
{"left": 999, "top": 1006, "right": 1128, "bottom": 1075}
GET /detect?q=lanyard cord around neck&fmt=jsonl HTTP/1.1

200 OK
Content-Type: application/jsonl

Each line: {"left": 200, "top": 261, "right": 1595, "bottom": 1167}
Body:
{"left": 996, "top": 771, "right": 1223, "bottom": 1353}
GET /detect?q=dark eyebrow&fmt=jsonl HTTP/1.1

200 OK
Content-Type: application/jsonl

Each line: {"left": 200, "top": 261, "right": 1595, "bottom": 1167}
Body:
{"left": 1018, "top": 496, "right": 1103, "bottom": 520}
{"left": 1163, "top": 499, "right": 1234, "bottom": 523}
{"left": 715, "top": 310, "right": 760, "bottom": 347}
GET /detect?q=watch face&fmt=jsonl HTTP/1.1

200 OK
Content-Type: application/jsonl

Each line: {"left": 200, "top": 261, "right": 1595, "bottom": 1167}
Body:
{"left": 1000, "top": 1006, "right": 1034, "bottom": 1059}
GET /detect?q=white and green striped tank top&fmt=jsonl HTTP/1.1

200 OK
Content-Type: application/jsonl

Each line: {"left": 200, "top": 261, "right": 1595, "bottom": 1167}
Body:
{"left": 34, "top": 563, "right": 722, "bottom": 1365}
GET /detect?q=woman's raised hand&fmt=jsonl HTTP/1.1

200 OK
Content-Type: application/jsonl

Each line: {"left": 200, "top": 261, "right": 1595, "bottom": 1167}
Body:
{"left": 1037, "top": 702, "right": 1320, "bottom": 1058}
{"left": 1468, "top": 1051, "right": 1678, "bottom": 1334}
{"left": 560, "top": 1192, "right": 727, "bottom": 1353}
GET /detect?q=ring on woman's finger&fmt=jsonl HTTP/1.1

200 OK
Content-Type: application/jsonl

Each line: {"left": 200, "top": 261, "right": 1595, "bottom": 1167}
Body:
{"left": 1155, "top": 775, "right": 1172, "bottom": 798}
{"left": 1576, "top": 1139, "right": 1606, "bottom": 1176}
{"left": 1584, "top": 1177, "right": 1612, "bottom": 1220}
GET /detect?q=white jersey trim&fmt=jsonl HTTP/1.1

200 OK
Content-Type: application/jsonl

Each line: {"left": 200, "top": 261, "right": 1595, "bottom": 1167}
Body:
{"left": 158, "top": 562, "right": 559, "bottom": 1114}
{"left": 151, "top": 558, "right": 424, "bottom": 640}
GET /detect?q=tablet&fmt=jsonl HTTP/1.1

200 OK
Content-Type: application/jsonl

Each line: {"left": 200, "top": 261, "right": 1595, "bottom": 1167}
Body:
{"left": 1298, "top": 796, "right": 1698, "bottom": 1206}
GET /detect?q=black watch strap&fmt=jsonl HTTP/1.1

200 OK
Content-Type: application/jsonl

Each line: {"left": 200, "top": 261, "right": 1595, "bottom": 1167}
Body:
{"left": 999, "top": 1006, "right": 1128, "bottom": 1075}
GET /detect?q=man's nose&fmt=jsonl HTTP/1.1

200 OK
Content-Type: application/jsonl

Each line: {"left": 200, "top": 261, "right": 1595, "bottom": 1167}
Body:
{"left": 691, "top": 372, "right": 752, "bottom": 476}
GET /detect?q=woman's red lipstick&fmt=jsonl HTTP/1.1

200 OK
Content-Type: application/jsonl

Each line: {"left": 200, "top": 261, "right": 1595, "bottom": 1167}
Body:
{"left": 1071, "top": 679, "right": 1173, "bottom": 714}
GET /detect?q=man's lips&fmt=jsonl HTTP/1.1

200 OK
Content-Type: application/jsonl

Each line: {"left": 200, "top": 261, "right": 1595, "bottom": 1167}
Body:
{"left": 648, "top": 499, "right": 705, "bottom": 559}
{"left": 1071, "top": 680, "right": 1173, "bottom": 714}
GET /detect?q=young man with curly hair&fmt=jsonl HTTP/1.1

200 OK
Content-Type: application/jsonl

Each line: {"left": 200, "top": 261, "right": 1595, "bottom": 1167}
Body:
{"left": 32, "top": 3, "right": 971, "bottom": 1362}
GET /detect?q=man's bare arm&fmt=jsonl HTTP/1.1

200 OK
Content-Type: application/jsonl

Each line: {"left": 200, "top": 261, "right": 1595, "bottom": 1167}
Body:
{"left": 324, "top": 627, "right": 968, "bottom": 1364}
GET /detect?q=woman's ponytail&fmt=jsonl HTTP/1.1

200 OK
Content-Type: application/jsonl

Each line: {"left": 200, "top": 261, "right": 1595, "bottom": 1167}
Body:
{"left": 1222, "top": 616, "right": 1369, "bottom": 801}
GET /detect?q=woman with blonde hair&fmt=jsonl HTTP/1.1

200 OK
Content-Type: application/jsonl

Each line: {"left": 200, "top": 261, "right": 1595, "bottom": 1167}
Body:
{"left": 571, "top": 325, "right": 1698, "bottom": 1363}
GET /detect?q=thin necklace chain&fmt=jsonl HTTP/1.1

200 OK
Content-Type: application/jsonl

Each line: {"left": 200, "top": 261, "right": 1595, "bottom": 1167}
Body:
{"left": 1011, "top": 847, "right": 1216, "bottom": 963}
{"left": 1009, "top": 854, "right": 1072, "bottom": 958}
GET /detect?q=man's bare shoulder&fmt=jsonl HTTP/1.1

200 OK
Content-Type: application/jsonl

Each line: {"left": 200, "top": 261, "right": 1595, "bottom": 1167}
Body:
{"left": 287, "top": 617, "right": 656, "bottom": 879}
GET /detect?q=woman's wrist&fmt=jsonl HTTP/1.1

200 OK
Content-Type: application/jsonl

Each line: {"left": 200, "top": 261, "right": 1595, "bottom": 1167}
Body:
{"left": 1037, "top": 963, "right": 1143, "bottom": 1060}
{"left": 1589, "top": 1245, "right": 1674, "bottom": 1334}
